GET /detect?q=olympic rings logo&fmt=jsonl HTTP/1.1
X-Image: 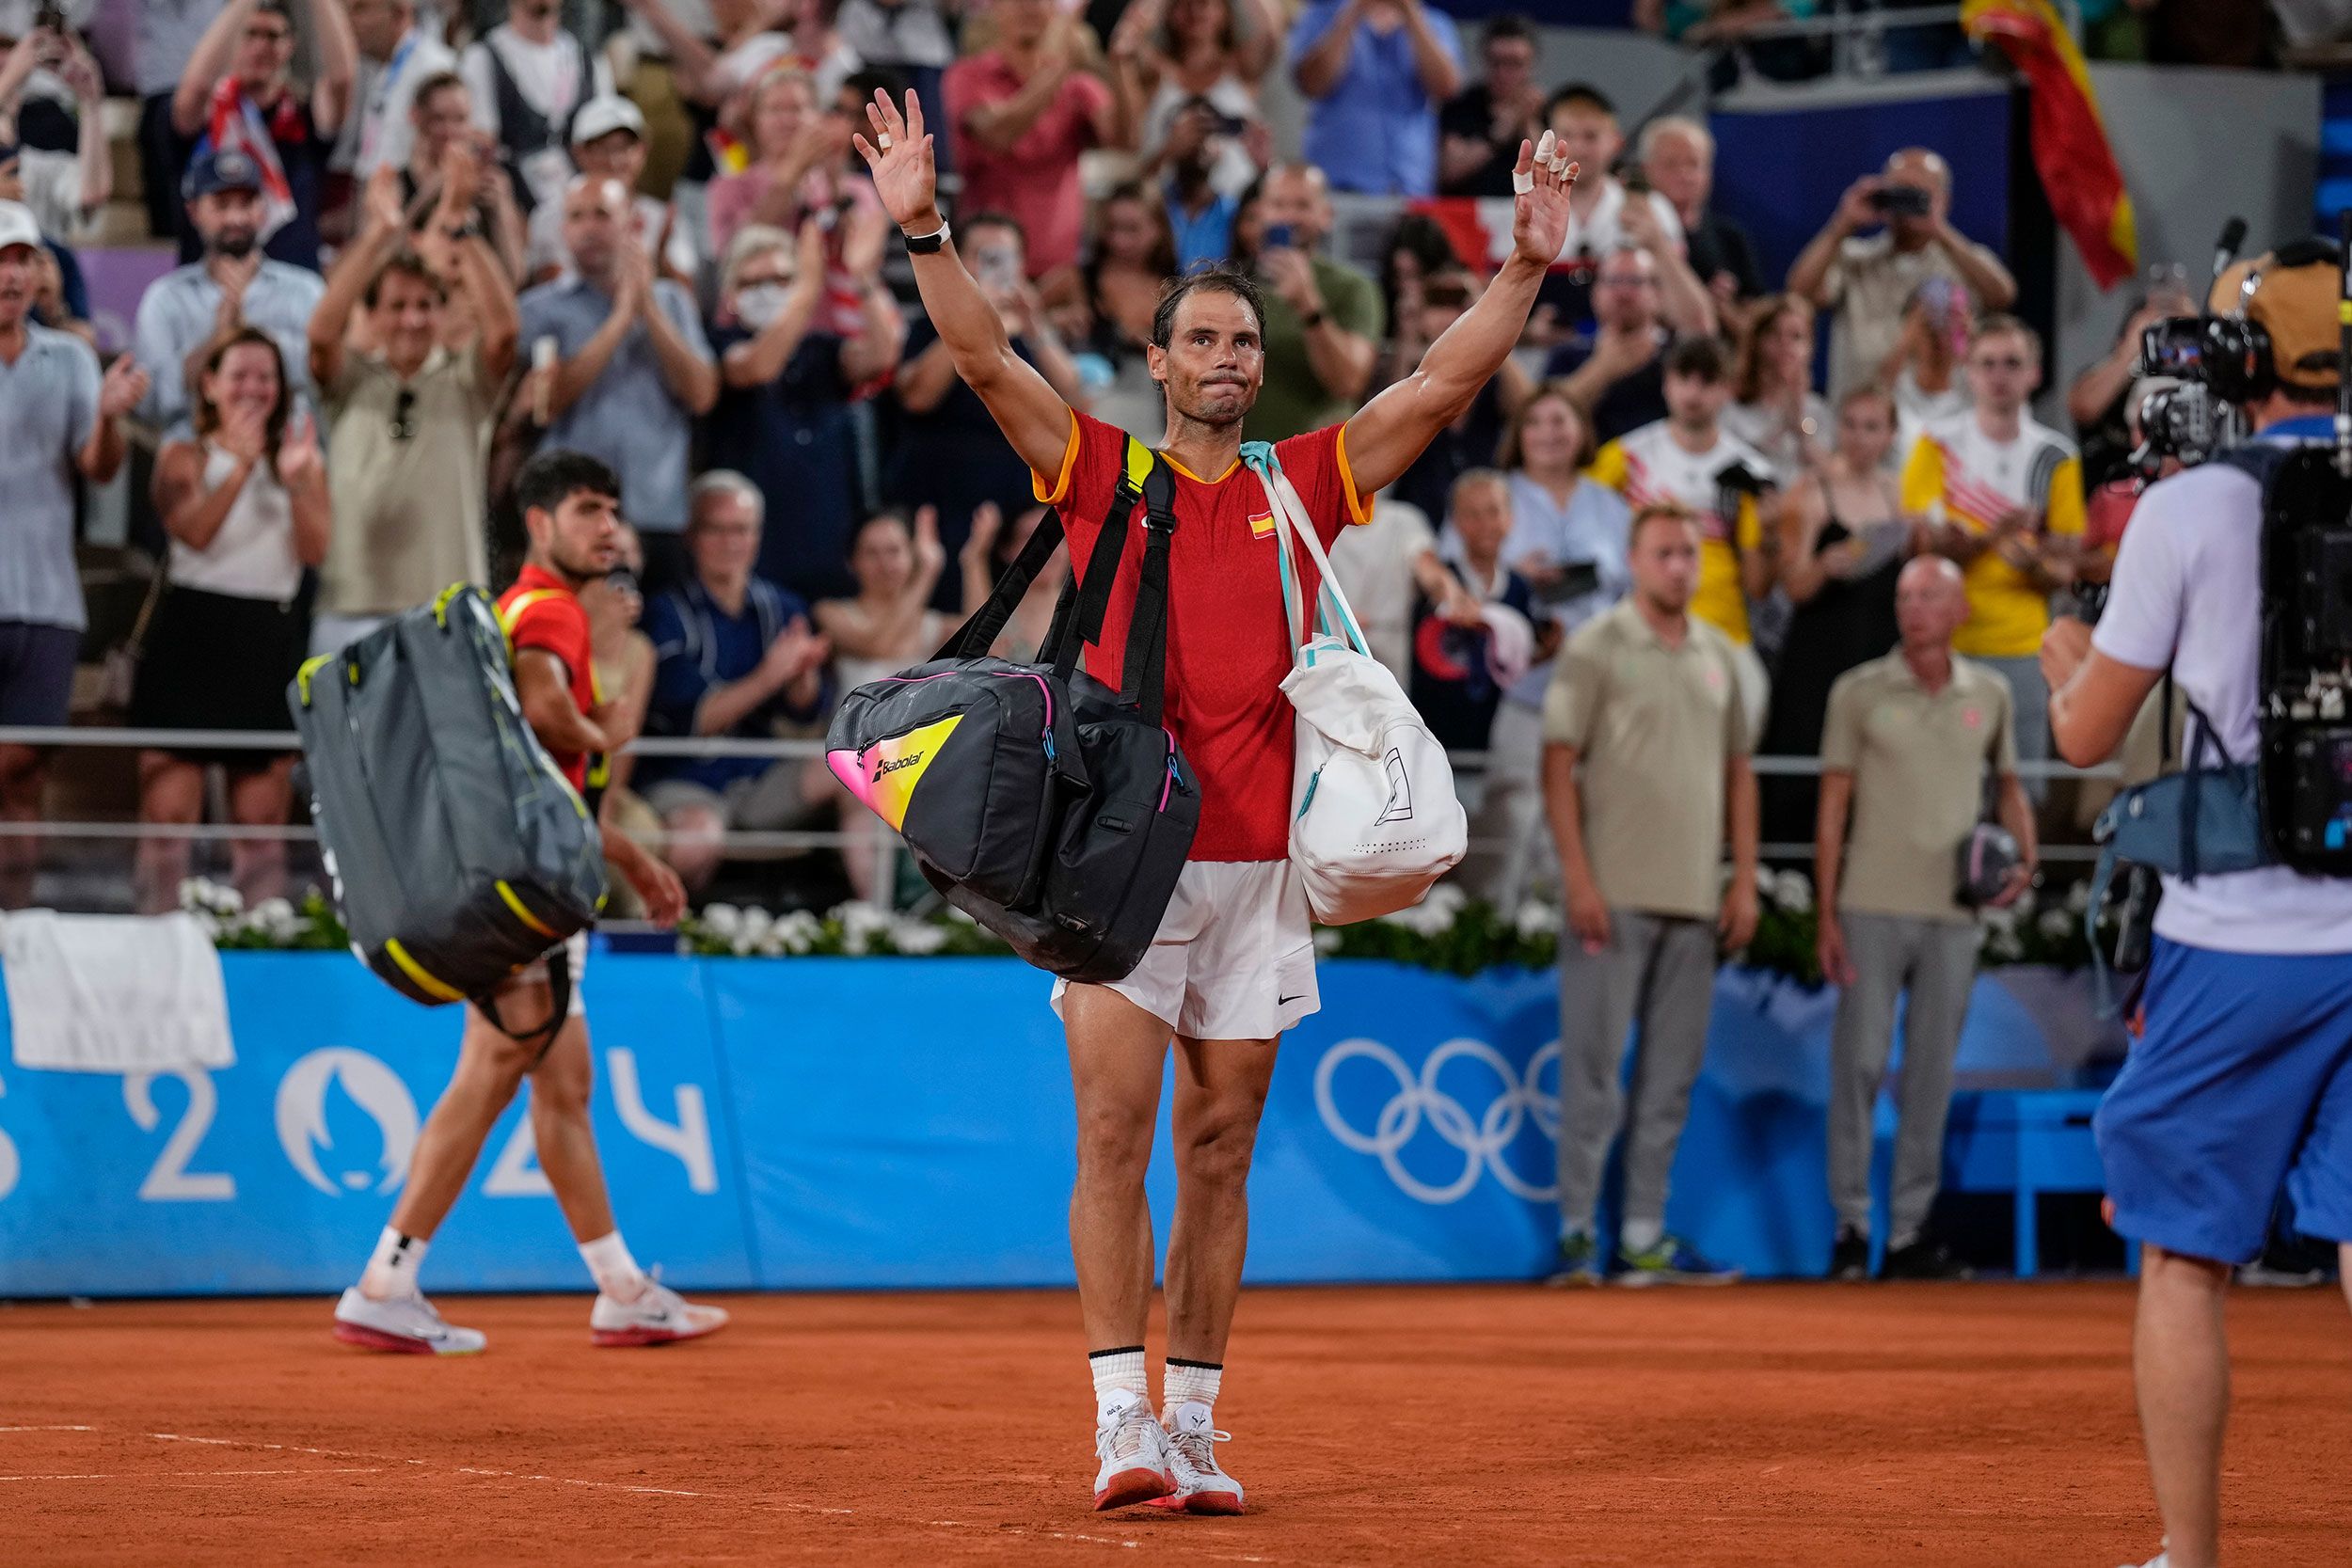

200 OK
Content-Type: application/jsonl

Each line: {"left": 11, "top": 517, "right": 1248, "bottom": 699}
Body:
{"left": 1312, "top": 1037, "right": 1560, "bottom": 1205}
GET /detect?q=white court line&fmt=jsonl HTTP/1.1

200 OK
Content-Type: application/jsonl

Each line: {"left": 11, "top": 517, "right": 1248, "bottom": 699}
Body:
{"left": 103, "top": 1428, "right": 1282, "bottom": 1563}
{"left": 1, "top": 1468, "right": 380, "bottom": 1482}
{"left": 151, "top": 1433, "right": 701, "bottom": 1498}
{"left": 0, "top": 1425, "right": 97, "bottom": 1433}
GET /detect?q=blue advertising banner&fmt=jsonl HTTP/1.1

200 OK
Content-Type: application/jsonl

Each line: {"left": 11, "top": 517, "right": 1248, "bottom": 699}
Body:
{"left": 0, "top": 953, "right": 2092, "bottom": 1297}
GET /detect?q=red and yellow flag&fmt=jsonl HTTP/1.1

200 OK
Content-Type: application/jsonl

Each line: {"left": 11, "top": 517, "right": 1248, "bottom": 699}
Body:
{"left": 1964, "top": 0, "right": 2138, "bottom": 288}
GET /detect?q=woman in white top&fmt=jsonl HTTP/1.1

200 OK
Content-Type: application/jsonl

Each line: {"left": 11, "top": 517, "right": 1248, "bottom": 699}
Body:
{"left": 1724, "top": 293, "right": 1831, "bottom": 479}
{"left": 135, "top": 328, "right": 331, "bottom": 913}
{"left": 1107, "top": 0, "right": 1281, "bottom": 194}
{"left": 816, "top": 504, "right": 946, "bottom": 901}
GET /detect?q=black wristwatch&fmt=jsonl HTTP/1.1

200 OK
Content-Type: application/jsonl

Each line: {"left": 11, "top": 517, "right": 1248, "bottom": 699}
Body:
{"left": 904, "top": 217, "right": 951, "bottom": 255}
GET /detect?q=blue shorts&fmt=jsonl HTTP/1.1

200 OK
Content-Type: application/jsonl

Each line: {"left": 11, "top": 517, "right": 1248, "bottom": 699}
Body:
{"left": 0, "top": 620, "right": 77, "bottom": 728}
{"left": 2095, "top": 939, "right": 2352, "bottom": 1264}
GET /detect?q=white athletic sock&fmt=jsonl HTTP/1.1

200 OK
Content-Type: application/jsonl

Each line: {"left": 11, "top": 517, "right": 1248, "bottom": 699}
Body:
{"left": 1163, "top": 1359, "right": 1221, "bottom": 1416}
{"left": 1089, "top": 1346, "right": 1149, "bottom": 1416}
{"left": 359, "top": 1226, "right": 427, "bottom": 1300}
{"left": 1619, "top": 1217, "right": 1664, "bottom": 1255}
{"left": 579, "top": 1231, "right": 645, "bottom": 1301}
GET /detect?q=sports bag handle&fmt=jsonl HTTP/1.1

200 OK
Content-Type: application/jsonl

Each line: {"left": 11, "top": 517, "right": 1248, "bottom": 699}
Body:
{"left": 1247, "top": 443, "right": 1371, "bottom": 657}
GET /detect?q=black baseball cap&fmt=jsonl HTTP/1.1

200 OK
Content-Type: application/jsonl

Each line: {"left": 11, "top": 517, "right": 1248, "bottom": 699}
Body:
{"left": 181, "top": 148, "right": 264, "bottom": 202}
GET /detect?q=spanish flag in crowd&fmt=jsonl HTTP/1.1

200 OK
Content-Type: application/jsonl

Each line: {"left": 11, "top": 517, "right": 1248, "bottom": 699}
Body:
{"left": 1963, "top": 0, "right": 2138, "bottom": 288}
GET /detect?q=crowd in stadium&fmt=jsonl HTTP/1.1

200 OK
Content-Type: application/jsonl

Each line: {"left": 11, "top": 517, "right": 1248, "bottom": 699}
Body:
{"left": 0, "top": 0, "right": 2243, "bottom": 925}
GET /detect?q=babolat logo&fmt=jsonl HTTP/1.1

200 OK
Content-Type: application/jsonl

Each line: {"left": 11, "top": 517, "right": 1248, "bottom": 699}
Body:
{"left": 875, "top": 751, "right": 925, "bottom": 776}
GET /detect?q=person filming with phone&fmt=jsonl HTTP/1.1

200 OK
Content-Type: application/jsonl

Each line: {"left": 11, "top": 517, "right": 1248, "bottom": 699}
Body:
{"left": 1787, "top": 148, "right": 2016, "bottom": 402}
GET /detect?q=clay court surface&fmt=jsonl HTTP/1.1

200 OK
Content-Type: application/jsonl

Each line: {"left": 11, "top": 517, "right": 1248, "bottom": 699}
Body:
{"left": 1, "top": 1284, "right": 2344, "bottom": 1566}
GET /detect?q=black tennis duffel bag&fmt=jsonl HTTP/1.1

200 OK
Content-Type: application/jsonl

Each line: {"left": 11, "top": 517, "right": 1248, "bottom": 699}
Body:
{"left": 289, "top": 585, "right": 608, "bottom": 1026}
{"left": 826, "top": 435, "right": 1199, "bottom": 983}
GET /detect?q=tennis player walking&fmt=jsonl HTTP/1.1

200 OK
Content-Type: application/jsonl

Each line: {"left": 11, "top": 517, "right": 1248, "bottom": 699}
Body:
{"left": 854, "top": 90, "right": 1576, "bottom": 1514}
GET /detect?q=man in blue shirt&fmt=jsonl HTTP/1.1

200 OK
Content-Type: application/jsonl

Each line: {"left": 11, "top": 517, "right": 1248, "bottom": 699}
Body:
{"left": 1160, "top": 101, "right": 1241, "bottom": 274}
{"left": 518, "top": 174, "right": 717, "bottom": 589}
{"left": 637, "top": 471, "right": 834, "bottom": 893}
{"left": 1288, "top": 0, "right": 1462, "bottom": 197}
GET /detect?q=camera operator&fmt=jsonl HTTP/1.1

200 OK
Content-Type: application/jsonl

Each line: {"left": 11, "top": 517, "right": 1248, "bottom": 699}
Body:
{"left": 2041, "top": 247, "right": 2352, "bottom": 1568}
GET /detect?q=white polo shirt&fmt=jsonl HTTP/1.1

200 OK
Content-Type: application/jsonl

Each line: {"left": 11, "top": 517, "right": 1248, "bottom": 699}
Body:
{"left": 2091, "top": 430, "right": 2352, "bottom": 954}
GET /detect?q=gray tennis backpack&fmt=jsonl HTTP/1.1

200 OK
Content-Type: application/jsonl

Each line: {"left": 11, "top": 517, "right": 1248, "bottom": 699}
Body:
{"left": 289, "top": 584, "right": 607, "bottom": 1034}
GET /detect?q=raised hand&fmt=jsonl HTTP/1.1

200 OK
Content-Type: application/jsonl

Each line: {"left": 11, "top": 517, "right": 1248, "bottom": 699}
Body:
{"left": 217, "top": 404, "right": 268, "bottom": 466}
{"left": 912, "top": 503, "right": 946, "bottom": 578}
{"left": 851, "top": 90, "right": 940, "bottom": 233}
{"left": 963, "top": 499, "right": 1004, "bottom": 563}
{"left": 1835, "top": 174, "right": 1884, "bottom": 235}
{"left": 99, "top": 356, "right": 151, "bottom": 420}
{"left": 276, "top": 410, "right": 322, "bottom": 485}
{"left": 363, "top": 164, "right": 405, "bottom": 238}
{"left": 840, "top": 200, "right": 889, "bottom": 282}
{"left": 1507, "top": 135, "right": 1578, "bottom": 269}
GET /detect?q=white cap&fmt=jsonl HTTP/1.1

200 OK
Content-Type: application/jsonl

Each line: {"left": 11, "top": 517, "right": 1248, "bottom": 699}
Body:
{"left": 570, "top": 96, "right": 646, "bottom": 149}
{"left": 0, "top": 200, "right": 39, "bottom": 257}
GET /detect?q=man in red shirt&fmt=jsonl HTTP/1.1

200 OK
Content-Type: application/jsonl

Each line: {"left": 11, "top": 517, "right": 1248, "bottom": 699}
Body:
{"left": 941, "top": 0, "right": 1119, "bottom": 279}
{"left": 855, "top": 90, "right": 1576, "bottom": 1513}
{"left": 331, "top": 451, "right": 727, "bottom": 1357}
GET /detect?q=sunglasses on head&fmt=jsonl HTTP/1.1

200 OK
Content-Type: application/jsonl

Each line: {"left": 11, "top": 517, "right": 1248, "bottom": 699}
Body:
{"left": 391, "top": 388, "right": 416, "bottom": 442}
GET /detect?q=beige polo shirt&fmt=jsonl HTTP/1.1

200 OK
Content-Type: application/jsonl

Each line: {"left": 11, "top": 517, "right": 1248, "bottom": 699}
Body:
{"left": 319, "top": 346, "right": 496, "bottom": 619}
{"left": 1820, "top": 650, "right": 2017, "bottom": 923}
{"left": 1543, "top": 599, "right": 1752, "bottom": 921}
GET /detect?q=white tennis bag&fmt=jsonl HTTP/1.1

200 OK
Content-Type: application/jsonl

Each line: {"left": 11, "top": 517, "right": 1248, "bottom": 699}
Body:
{"left": 1244, "top": 444, "right": 1467, "bottom": 924}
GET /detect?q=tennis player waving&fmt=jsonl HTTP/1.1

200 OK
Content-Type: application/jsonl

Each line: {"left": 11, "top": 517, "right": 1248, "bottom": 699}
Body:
{"left": 855, "top": 90, "right": 1576, "bottom": 1516}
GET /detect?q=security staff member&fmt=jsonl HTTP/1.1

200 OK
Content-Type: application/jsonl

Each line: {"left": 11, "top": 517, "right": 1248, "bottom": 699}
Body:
{"left": 1816, "top": 555, "right": 2034, "bottom": 1283}
{"left": 1545, "top": 501, "right": 1759, "bottom": 1288}
{"left": 2042, "top": 248, "right": 2352, "bottom": 1568}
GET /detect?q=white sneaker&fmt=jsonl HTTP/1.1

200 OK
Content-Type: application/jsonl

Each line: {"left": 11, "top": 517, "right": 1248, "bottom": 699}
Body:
{"left": 1151, "top": 1400, "right": 1244, "bottom": 1514}
{"left": 589, "top": 1273, "right": 730, "bottom": 1347}
{"left": 332, "top": 1286, "right": 486, "bottom": 1355}
{"left": 1091, "top": 1394, "right": 1176, "bottom": 1511}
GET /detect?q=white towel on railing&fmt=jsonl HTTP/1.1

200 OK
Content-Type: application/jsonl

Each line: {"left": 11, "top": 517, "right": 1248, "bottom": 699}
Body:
{"left": 3, "top": 911, "right": 235, "bottom": 1073}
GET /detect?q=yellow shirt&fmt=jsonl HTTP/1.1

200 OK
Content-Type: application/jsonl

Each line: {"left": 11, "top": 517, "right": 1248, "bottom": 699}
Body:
{"left": 1899, "top": 413, "right": 2086, "bottom": 658}
{"left": 1587, "top": 424, "right": 1765, "bottom": 645}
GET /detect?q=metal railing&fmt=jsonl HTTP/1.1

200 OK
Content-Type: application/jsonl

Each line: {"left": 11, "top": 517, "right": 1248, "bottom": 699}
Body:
{"left": 0, "top": 725, "right": 2127, "bottom": 896}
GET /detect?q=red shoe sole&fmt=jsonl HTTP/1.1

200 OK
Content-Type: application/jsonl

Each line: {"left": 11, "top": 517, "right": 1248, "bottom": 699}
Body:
{"left": 1092, "top": 1467, "right": 1175, "bottom": 1511}
{"left": 1147, "top": 1490, "right": 1244, "bottom": 1515}
{"left": 592, "top": 1321, "right": 727, "bottom": 1348}
{"left": 332, "top": 1321, "right": 465, "bottom": 1355}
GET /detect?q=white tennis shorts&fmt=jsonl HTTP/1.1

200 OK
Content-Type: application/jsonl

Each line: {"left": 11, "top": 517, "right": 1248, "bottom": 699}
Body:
{"left": 1051, "top": 860, "right": 1318, "bottom": 1040}
{"left": 490, "top": 930, "right": 589, "bottom": 1022}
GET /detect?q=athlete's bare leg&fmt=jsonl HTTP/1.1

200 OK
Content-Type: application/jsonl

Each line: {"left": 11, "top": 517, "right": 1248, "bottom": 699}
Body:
{"left": 529, "top": 1017, "right": 618, "bottom": 1243}
{"left": 2340, "top": 1242, "right": 2352, "bottom": 1315}
{"left": 1164, "top": 1035, "right": 1279, "bottom": 1364}
{"left": 384, "top": 999, "right": 545, "bottom": 1243}
{"left": 1063, "top": 983, "right": 1174, "bottom": 1350}
{"left": 2133, "top": 1243, "right": 2233, "bottom": 1568}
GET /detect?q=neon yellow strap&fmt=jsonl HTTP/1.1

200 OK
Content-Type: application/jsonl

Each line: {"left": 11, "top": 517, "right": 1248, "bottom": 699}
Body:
{"left": 432, "top": 582, "right": 470, "bottom": 626}
{"left": 294, "top": 654, "right": 333, "bottom": 707}
{"left": 494, "top": 880, "right": 556, "bottom": 939}
{"left": 382, "top": 939, "right": 464, "bottom": 1002}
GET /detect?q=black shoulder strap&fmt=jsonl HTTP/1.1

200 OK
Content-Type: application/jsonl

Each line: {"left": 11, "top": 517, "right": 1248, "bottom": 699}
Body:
{"left": 937, "top": 504, "right": 1067, "bottom": 659}
{"left": 935, "top": 434, "right": 1152, "bottom": 665}
{"left": 1116, "top": 453, "right": 1181, "bottom": 725}
{"left": 1050, "top": 435, "right": 1157, "bottom": 681}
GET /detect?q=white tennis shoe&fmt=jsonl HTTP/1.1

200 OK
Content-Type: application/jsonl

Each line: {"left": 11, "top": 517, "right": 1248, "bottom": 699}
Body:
{"left": 590, "top": 1275, "right": 730, "bottom": 1347}
{"left": 1091, "top": 1393, "right": 1176, "bottom": 1511}
{"left": 1151, "top": 1400, "right": 1244, "bottom": 1515}
{"left": 332, "top": 1287, "right": 487, "bottom": 1355}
